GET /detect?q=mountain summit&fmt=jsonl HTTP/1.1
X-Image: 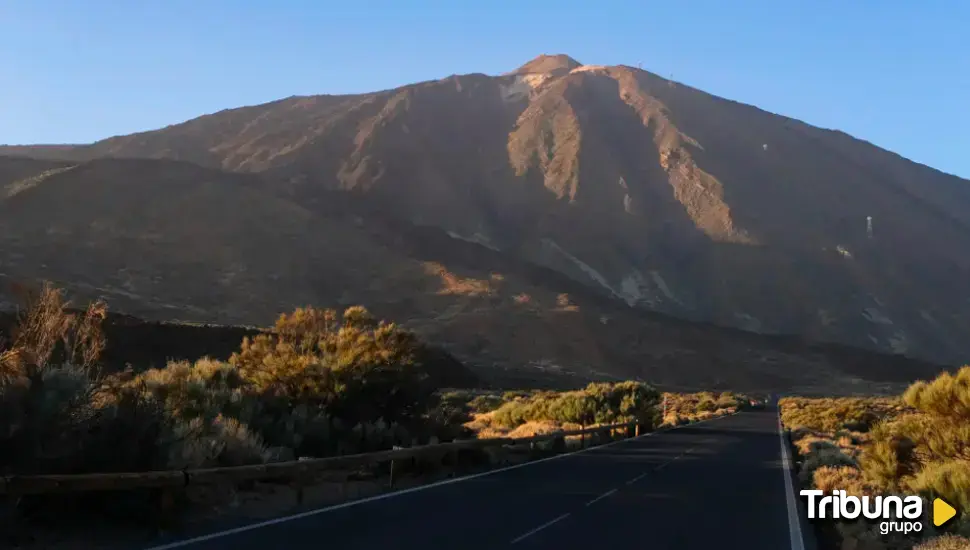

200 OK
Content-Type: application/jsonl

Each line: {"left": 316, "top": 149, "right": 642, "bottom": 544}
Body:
{"left": 2, "top": 54, "right": 969, "bottom": 371}
{"left": 511, "top": 54, "right": 583, "bottom": 75}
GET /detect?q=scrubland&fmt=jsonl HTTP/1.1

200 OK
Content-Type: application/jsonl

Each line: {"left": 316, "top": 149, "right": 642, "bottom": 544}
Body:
{"left": 781, "top": 368, "right": 970, "bottom": 549}
{"left": 2, "top": 283, "right": 737, "bottom": 546}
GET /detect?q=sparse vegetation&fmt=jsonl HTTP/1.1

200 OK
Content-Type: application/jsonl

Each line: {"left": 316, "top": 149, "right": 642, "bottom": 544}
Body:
{"left": 456, "top": 387, "right": 742, "bottom": 441}
{"left": 0, "top": 283, "right": 747, "bottom": 548}
{"left": 781, "top": 367, "right": 970, "bottom": 549}
{"left": 0, "top": 284, "right": 481, "bottom": 539}
{"left": 1, "top": 288, "right": 467, "bottom": 478}
{"left": 915, "top": 534, "right": 970, "bottom": 550}
{"left": 488, "top": 381, "right": 661, "bottom": 430}
{"left": 659, "top": 391, "right": 747, "bottom": 426}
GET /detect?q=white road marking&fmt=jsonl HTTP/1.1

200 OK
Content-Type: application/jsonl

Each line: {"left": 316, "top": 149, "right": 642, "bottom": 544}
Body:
{"left": 625, "top": 472, "right": 648, "bottom": 485}
{"left": 654, "top": 445, "right": 696, "bottom": 471}
{"left": 585, "top": 488, "right": 618, "bottom": 506}
{"left": 144, "top": 412, "right": 742, "bottom": 549}
{"left": 510, "top": 513, "right": 571, "bottom": 544}
{"left": 779, "top": 411, "right": 806, "bottom": 550}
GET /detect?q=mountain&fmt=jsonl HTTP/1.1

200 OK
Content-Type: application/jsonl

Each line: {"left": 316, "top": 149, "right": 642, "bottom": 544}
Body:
{"left": 0, "top": 155, "right": 945, "bottom": 394}
{"left": 3, "top": 54, "right": 969, "bottom": 371}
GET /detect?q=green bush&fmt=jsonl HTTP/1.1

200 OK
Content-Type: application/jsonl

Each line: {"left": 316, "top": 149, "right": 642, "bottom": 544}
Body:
{"left": 127, "top": 358, "right": 248, "bottom": 423}
{"left": 696, "top": 398, "right": 717, "bottom": 413}
{"left": 907, "top": 460, "right": 970, "bottom": 514}
{"left": 468, "top": 394, "right": 504, "bottom": 413}
{"left": 859, "top": 435, "right": 917, "bottom": 492}
{"left": 230, "top": 306, "right": 434, "bottom": 427}
{"left": 491, "top": 381, "right": 660, "bottom": 429}
{"left": 903, "top": 366, "right": 970, "bottom": 421}
{"left": 799, "top": 446, "right": 857, "bottom": 484}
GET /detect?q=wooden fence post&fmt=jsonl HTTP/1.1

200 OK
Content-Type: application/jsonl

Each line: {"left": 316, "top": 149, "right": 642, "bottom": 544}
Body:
{"left": 552, "top": 433, "right": 566, "bottom": 453}
{"left": 389, "top": 445, "right": 404, "bottom": 488}
{"left": 295, "top": 473, "right": 306, "bottom": 506}
{"left": 157, "top": 486, "right": 177, "bottom": 533}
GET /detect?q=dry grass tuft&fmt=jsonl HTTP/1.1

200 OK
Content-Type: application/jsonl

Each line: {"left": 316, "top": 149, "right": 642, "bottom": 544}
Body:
{"left": 1, "top": 282, "right": 105, "bottom": 378}
{"left": 914, "top": 535, "right": 970, "bottom": 550}
{"left": 812, "top": 465, "right": 872, "bottom": 495}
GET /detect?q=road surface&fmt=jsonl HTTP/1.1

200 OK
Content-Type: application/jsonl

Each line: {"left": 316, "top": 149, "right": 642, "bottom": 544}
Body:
{"left": 148, "top": 407, "right": 801, "bottom": 550}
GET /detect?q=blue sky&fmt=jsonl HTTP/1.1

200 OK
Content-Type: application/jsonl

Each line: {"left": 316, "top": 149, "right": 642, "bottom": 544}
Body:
{"left": 2, "top": 1, "right": 967, "bottom": 179}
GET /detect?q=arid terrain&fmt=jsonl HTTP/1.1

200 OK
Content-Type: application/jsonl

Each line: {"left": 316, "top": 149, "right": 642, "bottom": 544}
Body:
{"left": 2, "top": 54, "right": 968, "bottom": 391}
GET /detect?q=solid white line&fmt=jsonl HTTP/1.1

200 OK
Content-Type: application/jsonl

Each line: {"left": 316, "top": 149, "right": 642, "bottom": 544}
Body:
{"left": 144, "top": 411, "right": 743, "bottom": 549}
{"left": 625, "top": 472, "right": 648, "bottom": 485}
{"left": 778, "top": 411, "right": 806, "bottom": 550}
{"left": 510, "top": 513, "right": 571, "bottom": 544}
{"left": 585, "top": 488, "right": 618, "bottom": 507}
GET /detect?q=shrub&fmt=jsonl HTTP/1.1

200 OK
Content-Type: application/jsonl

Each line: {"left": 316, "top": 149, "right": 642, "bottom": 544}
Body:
{"left": 780, "top": 396, "right": 899, "bottom": 434}
{"left": 230, "top": 306, "right": 434, "bottom": 427}
{"left": 799, "top": 446, "right": 856, "bottom": 484}
{"left": 127, "top": 358, "right": 248, "bottom": 423}
{"left": 907, "top": 460, "right": 970, "bottom": 514}
{"left": 2, "top": 291, "right": 471, "bottom": 479}
{"left": 0, "top": 282, "right": 105, "bottom": 374}
{"left": 874, "top": 413, "right": 970, "bottom": 465}
{"left": 696, "top": 397, "right": 716, "bottom": 412}
{"left": 468, "top": 394, "right": 503, "bottom": 413}
{"left": 835, "top": 520, "right": 922, "bottom": 550}
{"left": 795, "top": 435, "right": 836, "bottom": 456}
{"left": 812, "top": 465, "right": 871, "bottom": 495}
{"left": 903, "top": 366, "right": 970, "bottom": 421}
{"left": 715, "top": 392, "right": 742, "bottom": 410}
{"left": 426, "top": 392, "right": 473, "bottom": 441}
{"left": 915, "top": 535, "right": 970, "bottom": 550}
{"left": 662, "top": 391, "right": 747, "bottom": 421}
{"left": 502, "top": 390, "right": 532, "bottom": 401}
{"left": 859, "top": 435, "right": 917, "bottom": 492}
{"left": 490, "top": 382, "right": 660, "bottom": 429}
{"left": 783, "top": 371, "right": 970, "bottom": 550}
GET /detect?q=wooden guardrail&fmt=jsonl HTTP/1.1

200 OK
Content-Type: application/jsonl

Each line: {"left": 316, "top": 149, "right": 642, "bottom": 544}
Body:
{"left": 0, "top": 422, "right": 642, "bottom": 497}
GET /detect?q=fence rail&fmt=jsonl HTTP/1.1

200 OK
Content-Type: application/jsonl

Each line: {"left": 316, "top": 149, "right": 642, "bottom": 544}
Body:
{"left": 0, "top": 422, "right": 642, "bottom": 496}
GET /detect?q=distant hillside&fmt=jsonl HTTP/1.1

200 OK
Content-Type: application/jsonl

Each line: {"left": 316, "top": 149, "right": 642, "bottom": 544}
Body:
{"left": 3, "top": 53, "right": 969, "bottom": 368}
{"left": 0, "top": 155, "right": 951, "bottom": 395}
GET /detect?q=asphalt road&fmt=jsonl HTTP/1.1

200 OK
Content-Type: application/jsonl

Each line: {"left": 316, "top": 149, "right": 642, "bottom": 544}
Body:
{"left": 148, "top": 407, "right": 799, "bottom": 550}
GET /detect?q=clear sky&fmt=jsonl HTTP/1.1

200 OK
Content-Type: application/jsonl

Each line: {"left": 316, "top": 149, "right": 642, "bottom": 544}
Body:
{"left": 2, "top": 1, "right": 967, "bottom": 179}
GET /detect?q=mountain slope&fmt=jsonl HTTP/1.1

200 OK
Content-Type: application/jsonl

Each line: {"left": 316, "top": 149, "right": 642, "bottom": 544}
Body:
{"left": 3, "top": 54, "right": 969, "bottom": 365}
{"left": 0, "top": 156, "right": 946, "bottom": 394}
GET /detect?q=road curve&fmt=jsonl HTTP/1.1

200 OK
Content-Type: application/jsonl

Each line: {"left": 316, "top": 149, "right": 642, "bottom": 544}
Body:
{"left": 147, "top": 407, "right": 799, "bottom": 550}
